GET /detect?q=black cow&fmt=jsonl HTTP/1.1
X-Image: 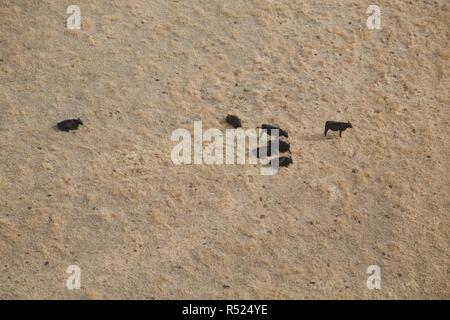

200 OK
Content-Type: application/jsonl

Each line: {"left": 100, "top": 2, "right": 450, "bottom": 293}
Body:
{"left": 57, "top": 118, "right": 83, "bottom": 132}
{"left": 324, "top": 121, "right": 352, "bottom": 137}
{"left": 260, "top": 124, "right": 289, "bottom": 138}
{"left": 225, "top": 115, "right": 242, "bottom": 128}
{"left": 256, "top": 140, "right": 290, "bottom": 158}
{"left": 270, "top": 156, "right": 293, "bottom": 167}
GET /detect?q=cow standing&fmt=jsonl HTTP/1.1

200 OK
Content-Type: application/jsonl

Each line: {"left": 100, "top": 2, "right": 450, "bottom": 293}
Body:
{"left": 324, "top": 121, "right": 352, "bottom": 137}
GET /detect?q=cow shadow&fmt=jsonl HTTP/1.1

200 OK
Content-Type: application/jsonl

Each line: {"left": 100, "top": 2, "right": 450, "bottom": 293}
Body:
{"left": 301, "top": 133, "right": 335, "bottom": 141}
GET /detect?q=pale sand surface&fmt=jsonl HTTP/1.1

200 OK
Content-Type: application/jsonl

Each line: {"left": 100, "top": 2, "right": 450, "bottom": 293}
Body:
{"left": 0, "top": 0, "right": 449, "bottom": 299}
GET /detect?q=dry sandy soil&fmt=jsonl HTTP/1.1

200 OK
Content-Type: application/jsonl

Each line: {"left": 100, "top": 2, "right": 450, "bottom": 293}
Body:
{"left": 0, "top": 0, "right": 449, "bottom": 299}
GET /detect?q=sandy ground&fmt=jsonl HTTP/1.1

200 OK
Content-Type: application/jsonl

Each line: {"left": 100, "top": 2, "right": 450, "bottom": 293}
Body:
{"left": 0, "top": 0, "right": 449, "bottom": 299}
